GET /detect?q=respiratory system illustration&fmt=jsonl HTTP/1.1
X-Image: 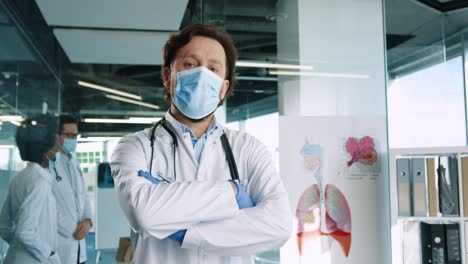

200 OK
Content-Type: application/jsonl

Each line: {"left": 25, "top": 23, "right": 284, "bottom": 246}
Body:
{"left": 296, "top": 144, "right": 352, "bottom": 257}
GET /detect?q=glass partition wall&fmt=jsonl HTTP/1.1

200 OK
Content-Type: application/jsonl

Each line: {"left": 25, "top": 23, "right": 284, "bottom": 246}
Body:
{"left": 0, "top": 1, "right": 61, "bottom": 260}
{"left": 385, "top": 2, "right": 468, "bottom": 148}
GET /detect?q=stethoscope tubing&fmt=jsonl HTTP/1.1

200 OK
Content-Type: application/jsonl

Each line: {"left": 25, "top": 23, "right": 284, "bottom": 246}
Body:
{"left": 149, "top": 117, "right": 239, "bottom": 183}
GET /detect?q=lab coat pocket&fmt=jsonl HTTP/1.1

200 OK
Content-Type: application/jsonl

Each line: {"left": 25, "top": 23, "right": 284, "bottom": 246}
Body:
{"left": 57, "top": 211, "right": 76, "bottom": 237}
{"left": 152, "top": 137, "right": 174, "bottom": 182}
{"left": 216, "top": 159, "right": 232, "bottom": 181}
{"left": 48, "top": 253, "right": 61, "bottom": 264}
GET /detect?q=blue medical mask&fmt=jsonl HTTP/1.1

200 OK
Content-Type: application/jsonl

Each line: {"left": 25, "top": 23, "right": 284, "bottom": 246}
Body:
{"left": 173, "top": 66, "right": 224, "bottom": 120}
{"left": 62, "top": 138, "right": 77, "bottom": 153}
{"left": 47, "top": 152, "right": 61, "bottom": 170}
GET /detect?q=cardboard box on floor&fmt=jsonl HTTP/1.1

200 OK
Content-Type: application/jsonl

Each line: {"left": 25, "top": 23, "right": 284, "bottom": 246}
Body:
{"left": 116, "top": 237, "right": 133, "bottom": 262}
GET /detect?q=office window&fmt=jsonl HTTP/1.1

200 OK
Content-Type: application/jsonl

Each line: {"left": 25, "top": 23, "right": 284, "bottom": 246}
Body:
{"left": 387, "top": 56, "right": 466, "bottom": 148}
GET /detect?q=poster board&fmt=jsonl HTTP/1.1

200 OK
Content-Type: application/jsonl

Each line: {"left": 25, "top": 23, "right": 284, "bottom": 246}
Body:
{"left": 279, "top": 116, "right": 389, "bottom": 264}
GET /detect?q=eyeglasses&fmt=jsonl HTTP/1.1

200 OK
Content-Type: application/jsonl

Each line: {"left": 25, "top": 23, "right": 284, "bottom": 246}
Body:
{"left": 60, "top": 132, "right": 80, "bottom": 139}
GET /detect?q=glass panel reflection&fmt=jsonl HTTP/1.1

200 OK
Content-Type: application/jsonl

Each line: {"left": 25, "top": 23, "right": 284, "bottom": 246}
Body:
{"left": 385, "top": 3, "right": 468, "bottom": 148}
{"left": 0, "top": 2, "right": 61, "bottom": 261}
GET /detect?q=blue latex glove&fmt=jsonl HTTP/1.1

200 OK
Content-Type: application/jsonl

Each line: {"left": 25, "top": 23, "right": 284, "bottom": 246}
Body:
{"left": 137, "top": 170, "right": 165, "bottom": 184}
{"left": 168, "top": 229, "right": 187, "bottom": 245}
{"left": 230, "top": 180, "right": 254, "bottom": 209}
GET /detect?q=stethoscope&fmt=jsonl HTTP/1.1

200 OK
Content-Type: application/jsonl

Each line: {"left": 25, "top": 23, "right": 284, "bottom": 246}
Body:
{"left": 46, "top": 151, "right": 62, "bottom": 182}
{"left": 53, "top": 168, "right": 62, "bottom": 182}
{"left": 149, "top": 117, "right": 239, "bottom": 183}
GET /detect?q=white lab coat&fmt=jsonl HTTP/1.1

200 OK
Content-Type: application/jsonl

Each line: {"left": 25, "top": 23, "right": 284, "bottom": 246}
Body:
{"left": 51, "top": 154, "right": 92, "bottom": 264}
{"left": 0, "top": 162, "right": 61, "bottom": 264}
{"left": 111, "top": 112, "right": 292, "bottom": 264}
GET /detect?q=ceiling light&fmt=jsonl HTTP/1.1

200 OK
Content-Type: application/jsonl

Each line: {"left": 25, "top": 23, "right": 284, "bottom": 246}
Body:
{"left": 78, "top": 137, "right": 121, "bottom": 142}
{"left": 0, "top": 115, "right": 24, "bottom": 126}
{"left": 269, "top": 70, "right": 370, "bottom": 79}
{"left": 2, "top": 71, "right": 17, "bottom": 79}
{"left": 236, "top": 61, "right": 314, "bottom": 70}
{"left": 10, "top": 121, "right": 21, "bottom": 126}
{"left": 106, "top": 94, "right": 160, "bottom": 110}
{"left": 236, "top": 76, "right": 277, "bottom": 82}
{"left": 83, "top": 117, "right": 161, "bottom": 124}
{"left": 78, "top": 80, "right": 142, "bottom": 100}
{"left": 0, "top": 115, "right": 24, "bottom": 122}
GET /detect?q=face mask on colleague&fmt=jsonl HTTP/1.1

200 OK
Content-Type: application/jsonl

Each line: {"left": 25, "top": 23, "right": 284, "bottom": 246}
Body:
{"left": 61, "top": 138, "right": 77, "bottom": 153}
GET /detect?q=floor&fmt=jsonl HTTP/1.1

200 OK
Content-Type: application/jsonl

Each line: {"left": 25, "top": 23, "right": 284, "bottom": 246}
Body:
{"left": 86, "top": 233, "right": 280, "bottom": 264}
{"left": 86, "top": 233, "right": 121, "bottom": 264}
{"left": 1, "top": 233, "right": 279, "bottom": 264}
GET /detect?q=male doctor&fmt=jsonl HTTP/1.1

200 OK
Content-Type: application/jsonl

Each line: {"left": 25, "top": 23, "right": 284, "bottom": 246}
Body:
{"left": 51, "top": 115, "right": 92, "bottom": 264}
{"left": 111, "top": 24, "right": 292, "bottom": 263}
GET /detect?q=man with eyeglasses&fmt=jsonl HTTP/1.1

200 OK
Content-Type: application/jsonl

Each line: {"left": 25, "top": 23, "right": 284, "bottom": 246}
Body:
{"left": 50, "top": 115, "right": 92, "bottom": 264}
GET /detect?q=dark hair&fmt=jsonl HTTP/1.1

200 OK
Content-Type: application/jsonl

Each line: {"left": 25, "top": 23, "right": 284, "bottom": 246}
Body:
{"left": 59, "top": 115, "right": 78, "bottom": 133}
{"left": 162, "top": 24, "right": 238, "bottom": 105}
{"left": 16, "top": 114, "right": 59, "bottom": 164}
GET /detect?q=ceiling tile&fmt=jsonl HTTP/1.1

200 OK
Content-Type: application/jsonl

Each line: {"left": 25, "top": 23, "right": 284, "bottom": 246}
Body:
{"left": 35, "top": 0, "right": 188, "bottom": 30}
{"left": 54, "top": 28, "right": 168, "bottom": 65}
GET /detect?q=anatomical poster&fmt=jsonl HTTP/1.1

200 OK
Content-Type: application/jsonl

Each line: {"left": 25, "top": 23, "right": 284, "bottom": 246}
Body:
{"left": 279, "top": 116, "right": 389, "bottom": 264}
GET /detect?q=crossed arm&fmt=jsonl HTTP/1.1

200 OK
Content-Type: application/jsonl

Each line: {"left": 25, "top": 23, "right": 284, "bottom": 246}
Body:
{"left": 111, "top": 134, "right": 292, "bottom": 255}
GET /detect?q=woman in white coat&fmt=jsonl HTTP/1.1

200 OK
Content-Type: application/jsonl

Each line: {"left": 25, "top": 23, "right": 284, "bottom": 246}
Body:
{"left": 0, "top": 115, "right": 61, "bottom": 264}
{"left": 111, "top": 24, "right": 292, "bottom": 264}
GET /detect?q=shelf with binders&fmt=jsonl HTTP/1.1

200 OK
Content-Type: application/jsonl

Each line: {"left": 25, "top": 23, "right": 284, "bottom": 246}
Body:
{"left": 399, "top": 219, "right": 462, "bottom": 264}
{"left": 398, "top": 217, "right": 468, "bottom": 221}
{"left": 389, "top": 146, "right": 468, "bottom": 264}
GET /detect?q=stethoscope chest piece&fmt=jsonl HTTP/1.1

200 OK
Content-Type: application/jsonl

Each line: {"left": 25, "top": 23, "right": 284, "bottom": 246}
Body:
{"left": 53, "top": 168, "right": 62, "bottom": 182}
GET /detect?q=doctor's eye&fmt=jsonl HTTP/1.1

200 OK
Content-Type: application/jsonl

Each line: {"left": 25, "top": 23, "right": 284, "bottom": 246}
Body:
{"left": 183, "top": 61, "right": 197, "bottom": 69}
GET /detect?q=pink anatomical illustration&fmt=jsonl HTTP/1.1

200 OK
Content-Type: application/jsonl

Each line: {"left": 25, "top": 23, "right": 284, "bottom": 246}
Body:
{"left": 345, "top": 136, "right": 377, "bottom": 167}
{"left": 296, "top": 144, "right": 352, "bottom": 257}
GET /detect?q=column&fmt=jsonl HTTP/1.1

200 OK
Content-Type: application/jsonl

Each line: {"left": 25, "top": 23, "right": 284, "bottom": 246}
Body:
{"left": 277, "top": 1, "right": 390, "bottom": 263}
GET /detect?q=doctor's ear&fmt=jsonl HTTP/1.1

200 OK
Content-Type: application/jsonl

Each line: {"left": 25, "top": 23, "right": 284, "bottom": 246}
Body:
{"left": 219, "top": 80, "right": 230, "bottom": 100}
{"left": 162, "top": 68, "right": 171, "bottom": 88}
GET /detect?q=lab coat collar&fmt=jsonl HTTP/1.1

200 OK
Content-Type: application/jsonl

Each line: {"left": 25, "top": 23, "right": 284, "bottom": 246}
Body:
{"left": 57, "top": 152, "right": 74, "bottom": 169}
{"left": 28, "top": 162, "right": 53, "bottom": 183}
{"left": 59, "top": 151, "right": 75, "bottom": 160}
{"left": 164, "top": 111, "right": 184, "bottom": 137}
{"left": 164, "top": 110, "right": 223, "bottom": 139}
